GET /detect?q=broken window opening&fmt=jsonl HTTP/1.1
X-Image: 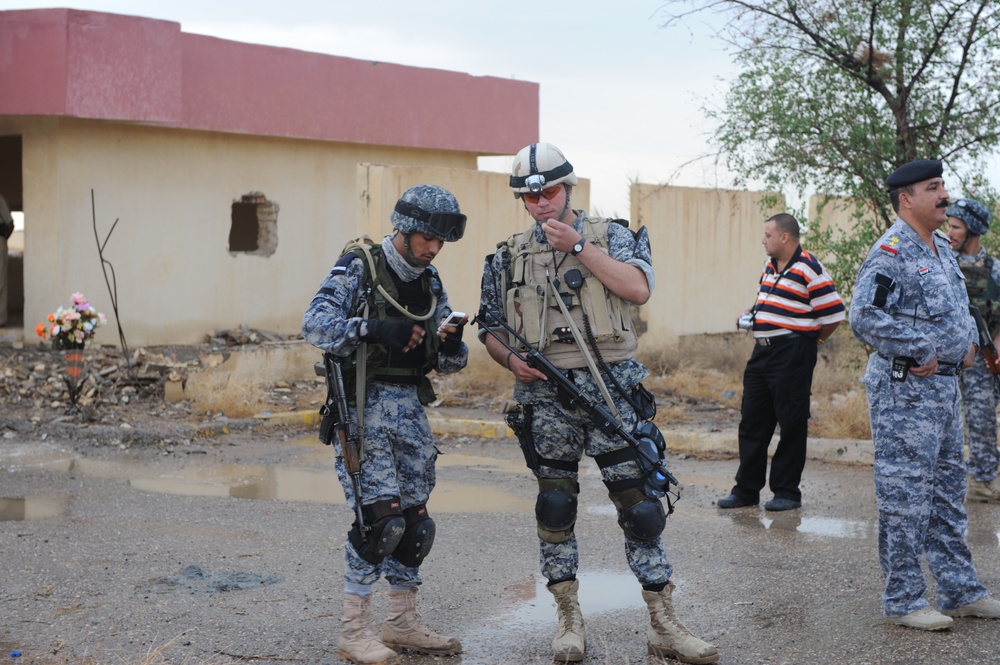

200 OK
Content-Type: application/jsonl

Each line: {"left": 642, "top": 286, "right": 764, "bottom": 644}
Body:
{"left": 229, "top": 192, "right": 279, "bottom": 257}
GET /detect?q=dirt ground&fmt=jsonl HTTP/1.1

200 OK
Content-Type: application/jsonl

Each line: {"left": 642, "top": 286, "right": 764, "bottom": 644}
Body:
{"left": 5, "top": 343, "right": 1000, "bottom": 665}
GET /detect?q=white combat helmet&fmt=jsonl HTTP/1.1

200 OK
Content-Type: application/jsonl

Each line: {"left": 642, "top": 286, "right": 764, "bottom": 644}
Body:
{"left": 508, "top": 142, "right": 578, "bottom": 198}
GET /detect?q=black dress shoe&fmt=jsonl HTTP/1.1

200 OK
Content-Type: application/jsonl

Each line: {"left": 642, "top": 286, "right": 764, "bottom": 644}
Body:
{"left": 764, "top": 497, "right": 802, "bottom": 511}
{"left": 717, "top": 493, "right": 758, "bottom": 509}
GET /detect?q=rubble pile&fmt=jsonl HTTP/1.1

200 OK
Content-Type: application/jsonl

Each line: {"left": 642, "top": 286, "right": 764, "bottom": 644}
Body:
{"left": 1, "top": 326, "right": 320, "bottom": 426}
{"left": 0, "top": 344, "right": 203, "bottom": 415}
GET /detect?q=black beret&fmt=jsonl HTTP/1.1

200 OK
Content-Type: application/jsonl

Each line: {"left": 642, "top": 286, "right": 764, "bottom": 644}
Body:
{"left": 885, "top": 159, "right": 943, "bottom": 191}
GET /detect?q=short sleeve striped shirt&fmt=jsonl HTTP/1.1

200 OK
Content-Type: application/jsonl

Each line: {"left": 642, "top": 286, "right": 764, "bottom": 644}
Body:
{"left": 752, "top": 246, "right": 846, "bottom": 339}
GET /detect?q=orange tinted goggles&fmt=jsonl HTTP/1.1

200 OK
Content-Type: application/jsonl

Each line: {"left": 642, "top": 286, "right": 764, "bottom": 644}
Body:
{"left": 522, "top": 186, "right": 563, "bottom": 203}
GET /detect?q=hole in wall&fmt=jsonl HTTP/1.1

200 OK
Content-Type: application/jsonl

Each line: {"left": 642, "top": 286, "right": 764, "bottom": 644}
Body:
{"left": 228, "top": 191, "right": 279, "bottom": 257}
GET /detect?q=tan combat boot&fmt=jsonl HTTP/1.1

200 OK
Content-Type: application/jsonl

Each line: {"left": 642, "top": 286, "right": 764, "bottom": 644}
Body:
{"left": 338, "top": 594, "right": 400, "bottom": 665}
{"left": 967, "top": 477, "right": 1000, "bottom": 503}
{"left": 548, "top": 580, "right": 585, "bottom": 663}
{"left": 380, "top": 587, "right": 462, "bottom": 655}
{"left": 642, "top": 583, "right": 720, "bottom": 664}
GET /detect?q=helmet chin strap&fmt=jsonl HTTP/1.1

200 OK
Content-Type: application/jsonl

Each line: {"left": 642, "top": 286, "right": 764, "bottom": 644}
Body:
{"left": 557, "top": 193, "right": 572, "bottom": 222}
{"left": 400, "top": 232, "right": 433, "bottom": 267}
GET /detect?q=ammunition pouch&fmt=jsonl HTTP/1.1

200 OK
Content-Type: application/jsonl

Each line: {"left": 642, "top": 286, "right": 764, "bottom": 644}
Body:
{"left": 417, "top": 376, "right": 437, "bottom": 406}
{"left": 318, "top": 403, "right": 338, "bottom": 446}
{"left": 506, "top": 403, "right": 580, "bottom": 474}
{"left": 631, "top": 383, "right": 656, "bottom": 421}
{"left": 506, "top": 404, "right": 540, "bottom": 471}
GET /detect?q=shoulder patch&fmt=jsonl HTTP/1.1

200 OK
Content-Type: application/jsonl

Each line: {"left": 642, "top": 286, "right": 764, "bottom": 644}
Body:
{"left": 331, "top": 252, "right": 361, "bottom": 275}
{"left": 878, "top": 235, "right": 901, "bottom": 255}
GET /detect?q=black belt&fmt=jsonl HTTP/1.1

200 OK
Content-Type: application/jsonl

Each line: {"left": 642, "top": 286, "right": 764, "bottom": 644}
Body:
{"left": 935, "top": 362, "right": 962, "bottom": 377}
{"left": 755, "top": 334, "right": 796, "bottom": 347}
{"left": 879, "top": 354, "right": 962, "bottom": 377}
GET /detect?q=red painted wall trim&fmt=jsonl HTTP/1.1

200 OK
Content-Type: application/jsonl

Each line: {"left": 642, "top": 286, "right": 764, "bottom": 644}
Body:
{"left": 0, "top": 9, "right": 538, "bottom": 153}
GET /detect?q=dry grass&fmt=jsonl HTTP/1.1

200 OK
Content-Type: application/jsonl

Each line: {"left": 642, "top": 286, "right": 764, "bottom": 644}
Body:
{"left": 431, "top": 329, "right": 873, "bottom": 439}
{"left": 809, "top": 334, "right": 872, "bottom": 439}
{"left": 193, "top": 329, "right": 872, "bottom": 439}
{"left": 638, "top": 328, "right": 872, "bottom": 439}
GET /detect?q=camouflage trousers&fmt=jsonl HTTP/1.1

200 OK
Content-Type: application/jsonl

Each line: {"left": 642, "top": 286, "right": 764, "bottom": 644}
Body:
{"left": 862, "top": 355, "right": 987, "bottom": 616}
{"left": 333, "top": 382, "right": 438, "bottom": 589}
{"left": 527, "top": 388, "right": 672, "bottom": 588}
{"left": 959, "top": 351, "right": 1000, "bottom": 481}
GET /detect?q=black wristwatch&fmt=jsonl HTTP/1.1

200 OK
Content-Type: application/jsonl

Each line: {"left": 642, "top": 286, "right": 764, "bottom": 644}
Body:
{"left": 570, "top": 237, "right": 586, "bottom": 256}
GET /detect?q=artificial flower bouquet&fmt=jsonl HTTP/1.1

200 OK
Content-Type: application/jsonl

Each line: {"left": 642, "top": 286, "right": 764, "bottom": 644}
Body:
{"left": 36, "top": 292, "right": 107, "bottom": 350}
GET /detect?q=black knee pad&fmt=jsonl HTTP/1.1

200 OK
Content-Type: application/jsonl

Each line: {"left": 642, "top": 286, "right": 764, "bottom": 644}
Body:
{"left": 394, "top": 504, "right": 436, "bottom": 567}
{"left": 348, "top": 498, "right": 406, "bottom": 565}
{"left": 536, "top": 477, "right": 579, "bottom": 544}
{"left": 611, "top": 488, "right": 666, "bottom": 542}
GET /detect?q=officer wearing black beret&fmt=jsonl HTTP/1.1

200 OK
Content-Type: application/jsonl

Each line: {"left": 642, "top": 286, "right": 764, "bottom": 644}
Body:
{"left": 850, "top": 158, "right": 1000, "bottom": 630}
{"left": 884, "top": 159, "right": 944, "bottom": 191}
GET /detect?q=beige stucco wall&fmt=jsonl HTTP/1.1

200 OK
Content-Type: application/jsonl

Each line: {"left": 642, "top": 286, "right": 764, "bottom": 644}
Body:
{"left": 631, "top": 184, "right": 784, "bottom": 346}
{"left": 9, "top": 111, "right": 845, "bottom": 359}
{"left": 7, "top": 116, "right": 493, "bottom": 346}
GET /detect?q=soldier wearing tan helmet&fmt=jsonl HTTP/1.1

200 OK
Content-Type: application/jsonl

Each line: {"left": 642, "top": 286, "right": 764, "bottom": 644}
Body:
{"left": 478, "top": 143, "right": 719, "bottom": 664}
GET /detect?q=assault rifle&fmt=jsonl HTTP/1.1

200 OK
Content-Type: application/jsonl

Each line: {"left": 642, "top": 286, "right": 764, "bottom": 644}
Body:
{"left": 317, "top": 353, "right": 368, "bottom": 538}
{"left": 476, "top": 309, "right": 678, "bottom": 492}
{"left": 970, "top": 305, "right": 1000, "bottom": 379}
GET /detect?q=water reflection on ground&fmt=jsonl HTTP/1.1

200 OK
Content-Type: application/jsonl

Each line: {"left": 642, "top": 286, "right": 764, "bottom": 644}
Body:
{"left": 0, "top": 443, "right": 534, "bottom": 519}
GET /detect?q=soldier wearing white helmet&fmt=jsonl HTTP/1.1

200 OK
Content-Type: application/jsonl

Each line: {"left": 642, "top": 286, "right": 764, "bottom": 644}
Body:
{"left": 479, "top": 143, "right": 719, "bottom": 664}
{"left": 946, "top": 197, "right": 1000, "bottom": 503}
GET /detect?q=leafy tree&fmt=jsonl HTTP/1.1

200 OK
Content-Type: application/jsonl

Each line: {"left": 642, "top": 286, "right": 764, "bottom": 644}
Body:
{"left": 659, "top": 0, "right": 1000, "bottom": 296}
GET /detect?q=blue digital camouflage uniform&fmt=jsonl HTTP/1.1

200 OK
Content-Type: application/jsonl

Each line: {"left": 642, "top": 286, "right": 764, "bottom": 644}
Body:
{"left": 478, "top": 213, "right": 669, "bottom": 585}
{"left": 850, "top": 220, "right": 988, "bottom": 617}
{"left": 956, "top": 249, "right": 1000, "bottom": 482}
{"left": 303, "top": 236, "right": 467, "bottom": 591}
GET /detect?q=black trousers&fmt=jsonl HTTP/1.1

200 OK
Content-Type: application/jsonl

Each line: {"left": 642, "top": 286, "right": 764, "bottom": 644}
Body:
{"left": 731, "top": 335, "right": 818, "bottom": 502}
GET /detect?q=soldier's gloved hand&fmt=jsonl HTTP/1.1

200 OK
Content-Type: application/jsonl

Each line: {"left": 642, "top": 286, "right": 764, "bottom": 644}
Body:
{"left": 362, "top": 319, "right": 414, "bottom": 352}
{"left": 440, "top": 324, "right": 464, "bottom": 354}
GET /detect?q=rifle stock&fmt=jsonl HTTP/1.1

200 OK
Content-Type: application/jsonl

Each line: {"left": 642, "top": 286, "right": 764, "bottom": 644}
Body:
{"left": 969, "top": 306, "right": 1000, "bottom": 375}
{"left": 476, "top": 310, "right": 678, "bottom": 488}
{"left": 323, "top": 354, "right": 368, "bottom": 535}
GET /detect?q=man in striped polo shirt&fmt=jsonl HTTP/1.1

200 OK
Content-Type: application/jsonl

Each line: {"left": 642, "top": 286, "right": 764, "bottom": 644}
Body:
{"left": 717, "top": 213, "right": 846, "bottom": 512}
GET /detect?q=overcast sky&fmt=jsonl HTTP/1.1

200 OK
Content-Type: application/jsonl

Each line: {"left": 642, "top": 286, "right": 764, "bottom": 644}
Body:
{"left": 5, "top": 1, "right": 738, "bottom": 217}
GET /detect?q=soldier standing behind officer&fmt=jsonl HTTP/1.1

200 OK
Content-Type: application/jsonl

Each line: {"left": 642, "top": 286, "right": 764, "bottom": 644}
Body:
{"left": 303, "top": 185, "right": 468, "bottom": 664}
{"left": 945, "top": 197, "right": 1000, "bottom": 503}
{"left": 716, "top": 213, "right": 845, "bottom": 512}
{"left": 478, "top": 143, "right": 718, "bottom": 664}
{"left": 850, "top": 159, "right": 1000, "bottom": 630}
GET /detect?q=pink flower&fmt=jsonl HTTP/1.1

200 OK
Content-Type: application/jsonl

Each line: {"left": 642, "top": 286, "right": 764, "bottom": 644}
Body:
{"left": 72, "top": 292, "right": 91, "bottom": 311}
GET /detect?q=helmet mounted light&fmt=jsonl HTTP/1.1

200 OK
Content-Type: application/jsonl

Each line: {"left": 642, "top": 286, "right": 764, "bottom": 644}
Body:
{"left": 509, "top": 161, "right": 574, "bottom": 192}
{"left": 525, "top": 173, "right": 546, "bottom": 193}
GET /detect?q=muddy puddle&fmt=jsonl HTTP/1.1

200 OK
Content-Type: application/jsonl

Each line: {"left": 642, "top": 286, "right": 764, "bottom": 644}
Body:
{"left": 0, "top": 438, "right": 534, "bottom": 520}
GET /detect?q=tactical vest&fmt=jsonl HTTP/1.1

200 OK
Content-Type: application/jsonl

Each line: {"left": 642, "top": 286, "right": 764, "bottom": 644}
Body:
{"left": 340, "top": 239, "right": 440, "bottom": 404}
{"left": 961, "top": 254, "right": 1000, "bottom": 334}
{"left": 500, "top": 216, "right": 638, "bottom": 370}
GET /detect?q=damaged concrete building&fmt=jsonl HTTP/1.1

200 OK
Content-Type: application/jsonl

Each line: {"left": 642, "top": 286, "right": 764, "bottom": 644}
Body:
{"left": 0, "top": 8, "right": 540, "bottom": 347}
